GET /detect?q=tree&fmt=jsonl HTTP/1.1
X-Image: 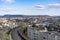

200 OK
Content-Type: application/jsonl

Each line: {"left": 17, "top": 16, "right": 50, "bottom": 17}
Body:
{"left": 32, "top": 23, "right": 36, "bottom": 27}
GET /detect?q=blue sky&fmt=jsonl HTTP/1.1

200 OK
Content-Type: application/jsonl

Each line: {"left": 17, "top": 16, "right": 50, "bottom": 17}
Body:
{"left": 0, "top": 0, "right": 60, "bottom": 16}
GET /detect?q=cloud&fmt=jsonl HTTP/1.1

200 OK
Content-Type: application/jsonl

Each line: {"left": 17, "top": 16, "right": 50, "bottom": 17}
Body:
{"left": 0, "top": 3, "right": 60, "bottom": 16}
{"left": 48, "top": 3, "right": 60, "bottom": 8}
{"left": 33, "top": 3, "right": 60, "bottom": 9}
{"left": 1, "top": 0, "right": 15, "bottom": 3}
{"left": 34, "top": 5, "right": 45, "bottom": 10}
{"left": 0, "top": 7, "right": 22, "bottom": 15}
{"left": 26, "top": 4, "right": 60, "bottom": 15}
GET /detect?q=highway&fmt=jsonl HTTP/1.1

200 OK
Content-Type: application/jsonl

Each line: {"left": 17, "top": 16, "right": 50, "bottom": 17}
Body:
{"left": 10, "top": 27, "right": 25, "bottom": 40}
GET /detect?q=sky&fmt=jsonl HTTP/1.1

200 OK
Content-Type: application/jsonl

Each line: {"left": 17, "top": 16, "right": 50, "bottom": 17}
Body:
{"left": 0, "top": 0, "right": 60, "bottom": 16}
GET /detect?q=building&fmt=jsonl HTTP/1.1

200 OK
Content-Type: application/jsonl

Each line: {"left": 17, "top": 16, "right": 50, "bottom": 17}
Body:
{"left": 27, "top": 25, "right": 60, "bottom": 40}
{"left": 27, "top": 26, "right": 48, "bottom": 40}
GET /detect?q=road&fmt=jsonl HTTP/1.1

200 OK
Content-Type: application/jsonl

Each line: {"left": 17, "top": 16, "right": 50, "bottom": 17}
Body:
{"left": 18, "top": 28, "right": 31, "bottom": 40}
{"left": 10, "top": 27, "right": 25, "bottom": 40}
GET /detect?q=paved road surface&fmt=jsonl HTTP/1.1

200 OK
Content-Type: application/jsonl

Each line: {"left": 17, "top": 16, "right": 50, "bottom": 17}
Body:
{"left": 10, "top": 27, "right": 25, "bottom": 40}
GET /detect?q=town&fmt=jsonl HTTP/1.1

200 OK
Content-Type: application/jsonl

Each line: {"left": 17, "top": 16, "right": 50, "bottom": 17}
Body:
{"left": 0, "top": 0, "right": 60, "bottom": 40}
{"left": 0, "top": 15, "right": 60, "bottom": 40}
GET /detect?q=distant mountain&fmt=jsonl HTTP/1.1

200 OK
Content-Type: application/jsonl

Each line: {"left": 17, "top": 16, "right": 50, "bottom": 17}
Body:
{"left": 0, "top": 15, "right": 26, "bottom": 18}
{"left": 0, "top": 15, "right": 60, "bottom": 18}
{"left": 4, "top": 15, "right": 23, "bottom": 17}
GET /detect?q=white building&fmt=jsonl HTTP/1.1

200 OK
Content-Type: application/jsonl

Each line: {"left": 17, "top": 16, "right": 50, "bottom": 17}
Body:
{"left": 27, "top": 26, "right": 60, "bottom": 40}
{"left": 27, "top": 26, "right": 48, "bottom": 40}
{"left": 2, "top": 23, "right": 17, "bottom": 29}
{"left": 0, "top": 24, "right": 2, "bottom": 28}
